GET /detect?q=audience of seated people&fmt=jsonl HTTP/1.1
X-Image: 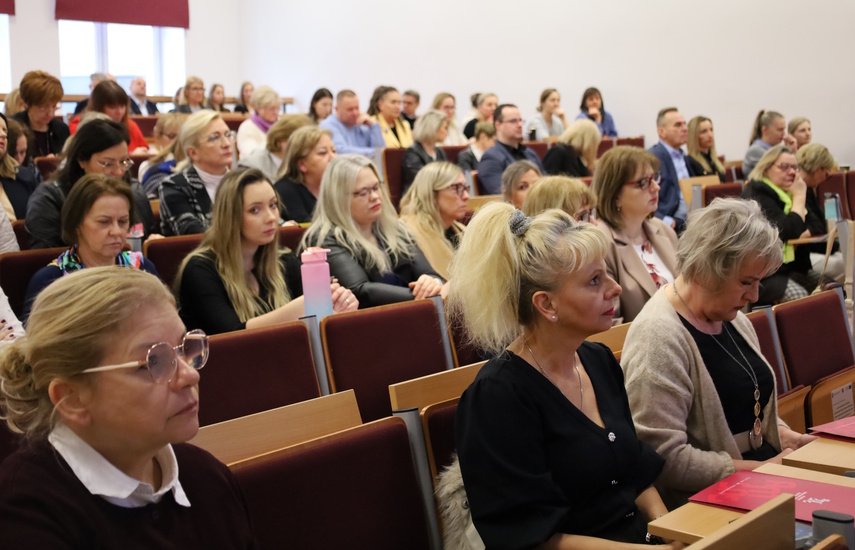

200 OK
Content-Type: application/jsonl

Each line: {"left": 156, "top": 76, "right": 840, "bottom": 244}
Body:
{"left": 69, "top": 80, "right": 149, "bottom": 153}
{"left": 432, "top": 92, "right": 468, "bottom": 146}
{"left": 319, "top": 89, "right": 384, "bottom": 156}
{"left": 542, "top": 118, "right": 600, "bottom": 178}
{"left": 456, "top": 121, "right": 496, "bottom": 172}
{"left": 0, "top": 113, "right": 39, "bottom": 221}
{"left": 742, "top": 110, "right": 798, "bottom": 175}
{"left": 238, "top": 114, "right": 312, "bottom": 182}
{"left": 622, "top": 198, "right": 815, "bottom": 509}
{"left": 273, "top": 126, "right": 336, "bottom": 223}
{"left": 797, "top": 143, "right": 843, "bottom": 282}
{"left": 525, "top": 88, "right": 567, "bottom": 141}
{"left": 401, "top": 89, "right": 419, "bottom": 129}
{"left": 501, "top": 159, "right": 541, "bottom": 209}
{"left": 175, "top": 168, "right": 356, "bottom": 335}
{"left": 159, "top": 111, "right": 233, "bottom": 236}
{"left": 401, "top": 110, "right": 448, "bottom": 195}
{"left": 301, "top": 154, "right": 446, "bottom": 308}
{"left": 11, "top": 70, "right": 70, "bottom": 157}
{"left": 592, "top": 146, "right": 679, "bottom": 323}
{"left": 24, "top": 174, "right": 159, "bottom": 319}
{"left": 368, "top": 86, "right": 413, "bottom": 149}
{"left": 173, "top": 76, "right": 211, "bottom": 114}
{"left": 308, "top": 87, "right": 333, "bottom": 124}
{"left": 686, "top": 115, "right": 726, "bottom": 182}
{"left": 27, "top": 118, "right": 156, "bottom": 248}
{"left": 650, "top": 107, "right": 694, "bottom": 232}
{"left": 478, "top": 104, "right": 544, "bottom": 195}
{"left": 0, "top": 268, "right": 258, "bottom": 547}
{"left": 462, "top": 92, "right": 497, "bottom": 140}
{"left": 575, "top": 86, "right": 618, "bottom": 137}
{"left": 236, "top": 86, "right": 281, "bottom": 158}
{"left": 399, "top": 162, "right": 468, "bottom": 280}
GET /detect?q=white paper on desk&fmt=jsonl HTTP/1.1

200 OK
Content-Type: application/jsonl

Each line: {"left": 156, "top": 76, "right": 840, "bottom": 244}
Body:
{"left": 831, "top": 383, "right": 855, "bottom": 420}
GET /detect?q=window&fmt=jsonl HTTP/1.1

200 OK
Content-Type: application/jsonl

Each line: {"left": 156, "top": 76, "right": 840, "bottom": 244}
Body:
{"left": 57, "top": 19, "right": 185, "bottom": 112}
{"left": 0, "top": 15, "right": 10, "bottom": 96}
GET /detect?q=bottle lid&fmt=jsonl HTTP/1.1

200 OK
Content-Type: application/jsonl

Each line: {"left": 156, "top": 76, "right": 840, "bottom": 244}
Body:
{"left": 301, "top": 247, "right": 330, "bottom": 262}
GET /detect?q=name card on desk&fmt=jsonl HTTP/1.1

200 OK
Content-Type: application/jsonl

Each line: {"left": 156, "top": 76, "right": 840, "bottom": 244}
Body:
{"left": 690, "top": 471, "right": 855, "bottom": 523}
{"left": 831, "top": 383, "right": 855, "bottom": 420}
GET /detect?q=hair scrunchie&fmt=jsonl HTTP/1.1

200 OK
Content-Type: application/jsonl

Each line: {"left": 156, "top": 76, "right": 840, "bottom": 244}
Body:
{"left": 509, "top": 209, "right": 532, "bottom": 237}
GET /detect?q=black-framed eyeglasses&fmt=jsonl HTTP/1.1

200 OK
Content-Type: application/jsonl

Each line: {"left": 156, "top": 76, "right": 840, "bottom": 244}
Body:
{"left": 445, "top": 183, "right": 468, "bottom": 197}
{"left": 625, "top": 172, "right": 661, "bottom": 191}
{"left": 81, "top": 330, "right": 209, "bottom": 384}
{"left": 205, "top": 130, "right": 234, "bottom": 144}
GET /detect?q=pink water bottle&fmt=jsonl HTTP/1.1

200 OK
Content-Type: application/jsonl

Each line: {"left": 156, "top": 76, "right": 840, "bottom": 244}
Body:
{"left": 300, "top": 247, "right": 335, "bottom": 320}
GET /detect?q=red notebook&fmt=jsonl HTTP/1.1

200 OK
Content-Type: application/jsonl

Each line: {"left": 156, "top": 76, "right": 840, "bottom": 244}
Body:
{"left": 810, "top": 416, "right": 855, "bottom": 441}
{"left": 689, "top": 471, "right": 855, "bottom": 523}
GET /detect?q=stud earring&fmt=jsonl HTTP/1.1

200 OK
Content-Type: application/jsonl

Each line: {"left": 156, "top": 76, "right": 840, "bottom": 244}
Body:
{"left": 552, "top": 315, "right": 557, "bottom": 320}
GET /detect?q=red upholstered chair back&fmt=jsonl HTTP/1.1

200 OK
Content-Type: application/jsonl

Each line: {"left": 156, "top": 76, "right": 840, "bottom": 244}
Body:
{"left": 0, "top": 247, "right": 65, "bottom": 318}
{"left": 439, "top": 145, "right": 467, "bottom": 165}
{"left": 773, "top": 291, "right": 855, "bottom": 388}
{"left": 422, "top": 398, "right": 458, "bottom": 482}
{"left": 222, "top": 116, "right": 244, "bottom": 133}
{"left": 11, "top": 220, "right": 29, "bottom": 251}
{"left": 278, "top": 225, "right": 306, "bottom": 252}
{"left": 616, "top": 136, "right": 645, "bottom": 148}
{"left": 597, "top": 138, "right": 614, "bottom": 158}
{"left": 522, "top": 141, "right": 547, "bottom": 160}
{"left": 321, "top": 299, "right": 449, "bottom": 422}
{"left": 34, "top": 156, "right": 61, "bottom": 180}
{"left": 449, "top": 317, "right": 484, "bottom": 368}
{"left": 199, "top": 322, "right": 321, "bottom": 426}
{"left": 382, "top": 147, "right": 406, "bottom": 211}
{"left": 130, "top": 115, "right": 158, "bottom": 137}
{"left": 746, "top": 310, "right": 788, "bottom": 394}
{"left": 703, "top": 182, "right": 743, "bottom": 206}
{"left": 820, "top": 171, "right": 851, "bottom": 220}
{"left": 234, "top": 417, "right": 431, "bottom": 550}
{"left": 732, "top": 163, "right": 744, "bottom": 182}
{"left": 142, "top": 234, "right": 203, "bottom": 288}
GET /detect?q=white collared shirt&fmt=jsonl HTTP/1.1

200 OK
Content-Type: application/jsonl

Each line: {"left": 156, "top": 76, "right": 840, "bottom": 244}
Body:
{"left": 131, "top": 95, "right": 154, "bottom": 116}
{"left": 48, "top": 423, "right": 191, "bottom": 509}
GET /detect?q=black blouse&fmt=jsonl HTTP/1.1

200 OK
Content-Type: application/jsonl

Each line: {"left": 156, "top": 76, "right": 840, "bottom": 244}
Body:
{"left": 679, "top": 316, "right": 777, "bottom": 460}
{"left": 457, "top": 343, "right": 663, "bottom": 548}
{"left": 273, "top": 178, "right": 317, "bottom": 224}
{"left": 542, "top": 143, "right": 590, "bottom": 178}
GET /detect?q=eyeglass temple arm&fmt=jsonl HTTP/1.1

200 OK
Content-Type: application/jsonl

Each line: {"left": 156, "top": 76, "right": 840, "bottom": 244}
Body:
{"left": 81, "top": 361, "right": 145, "bottom": 374}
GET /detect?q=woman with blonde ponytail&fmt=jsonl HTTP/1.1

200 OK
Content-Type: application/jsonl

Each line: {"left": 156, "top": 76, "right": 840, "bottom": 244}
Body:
{"left": 447, "top": 203, "right": 676, "bottom": 548}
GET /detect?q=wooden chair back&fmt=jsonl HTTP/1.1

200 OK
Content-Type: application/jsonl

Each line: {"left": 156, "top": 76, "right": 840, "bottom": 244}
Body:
{"left": 389, "top": 361, "right": 485, "bottom": 412}
{"left": 686, "top": 493, "right": 794, "bottom": 549}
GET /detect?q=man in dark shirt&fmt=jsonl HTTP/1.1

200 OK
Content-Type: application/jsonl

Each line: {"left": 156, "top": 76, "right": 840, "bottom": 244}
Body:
{"left": 401, "top": 90, "right": 419, "bottom": 129}
{"left": 477, "top": 104, "right": 544, "bottom": 194}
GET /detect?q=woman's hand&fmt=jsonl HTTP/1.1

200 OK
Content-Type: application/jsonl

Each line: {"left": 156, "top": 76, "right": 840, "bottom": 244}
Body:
{"left": 779, "top": 426, "right": 817, "bottom": 450}
{"left": 783, "top": 134, "right": 799, "bottom": 151}
{"left": 144, "top": 233, "right": 165, "bottom": 243}
{"left": 733, "top": 448, "right": 794, "bottom": 472}
{"left": 791, "top": 173, "right": 807, "bottom": 197}
{"left": 409, "top": 275, "right": 442, "bottom": 300}
{"left": 331, "top": 282, "right": 358, "bottom": 313}
{"left": 0, "top": 320, "right": 15, "bottom": 342}
{"left": 587, "top": 107, "right": 602, "bottom": 123}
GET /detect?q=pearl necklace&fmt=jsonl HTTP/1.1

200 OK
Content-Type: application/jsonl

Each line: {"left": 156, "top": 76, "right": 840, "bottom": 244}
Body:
{"left": 525, "top": 339, "right": 583, "bottom": 409}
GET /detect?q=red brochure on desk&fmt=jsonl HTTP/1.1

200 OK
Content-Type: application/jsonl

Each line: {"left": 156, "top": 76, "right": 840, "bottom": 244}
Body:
{"left": 689, "top": 471, "right": 855, "bottom": 523}
{"left": 810, "top": 416, "right": 855, "bottom": 441}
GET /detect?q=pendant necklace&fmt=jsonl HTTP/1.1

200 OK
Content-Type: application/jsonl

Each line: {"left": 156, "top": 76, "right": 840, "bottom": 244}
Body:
{"left": 524, "top": 338, "right": 583, "bottom": 409}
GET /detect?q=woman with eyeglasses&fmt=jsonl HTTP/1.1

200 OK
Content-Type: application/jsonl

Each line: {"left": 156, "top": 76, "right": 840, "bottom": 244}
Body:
{"left": 175, "top": 168, "right": 357, "bottom": 335}
{"left": 741, "top": 145, "right": 817, "bottom": 304}
{"left": 24, "top": 174, "right": 159, "bottom": 320}
{"left": 26, "top": 118, "right": 157, "bottom": 249}
{"left": 0, "top": 267, "right": 259, "bottom": 548}
{"left": 159, "top": 111, "right": 234, "bottom": 236}
{"left": 302, "top": 154, "right": 446, "bottom": 308}
{"left": 173, "top": 77, "right": 212, "bottom": 114}
{"left": 521, "top": 175, "right": 596, "bottom": 224}
{"left": 10, "top": 70, "right": 70, "bottom": 158}
{"left": 431, "top": 92, "right": 467, "bottom": 146}
{"left": 399, "top": 162, "right": 468, "bottom": 281}
{"left": 591, "top": 146, "right": 678, "bottom": 323}
{"left": 69, "top": 81, "right": 148, "bottom": 153}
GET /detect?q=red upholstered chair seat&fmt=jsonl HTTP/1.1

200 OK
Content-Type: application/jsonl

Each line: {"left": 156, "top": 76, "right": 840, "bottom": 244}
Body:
{"left": 0, "top": 247, "right": 66, "bottom": 318}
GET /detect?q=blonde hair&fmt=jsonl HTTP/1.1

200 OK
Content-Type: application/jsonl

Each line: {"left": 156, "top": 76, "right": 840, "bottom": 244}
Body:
{"left": 558, "top": 119, "right": 601, "bottom": 169}
{"left": 148, "top": 113, "right": 188, "bottom": 167}
{"left": 678, "top": 198, "right": 782, "bottom": 290}
{"left": 249, "top": 85, "right": 280, "bottom": 111}
{"left": 687, "top": 116, "right": 725, "bottom": 175}
{"left": 174, "top": 110, "right": 223, "bottom": 172}
{"left": 175, "top": 168, "right": 290, "bottom": 323}
{"left": 521, "top": 175, "right": 594, "bottom": 219}
{"left": 0, "top": 268, "right": 174, "bottom": 442}
{"left": 796, "top": 143, "right": 836, "bottom": 174}
{"left": 277, "top": 126, "right": 332, "bottom": 183}
{"left": 788, "top": 117, "right": 810, "bottom": 137}
{"left": 181, "top": 76, "right": 204, "bottom": 106}
{"left": 447, "top": 203, "right": 607, "bottom": 354}
{"left": 413, "top": 110, "right": 447, "bottom": 143}
{"left": 266, "top": 114, "right": 313, "bottom": 155}
{"left": 749, "top": 110, "right": 784, "bottom": 145}
{"left": 746, "top": 144, "right": 793, "bottom": 182}
{"left": 302, "top": 154, "right": 414, "bottom": 273}
{"left": 591, "top": 146, "right": 659, "bottom": 230}
{"left": 400, "top": 161, "right": 463, "bottom": 256}
{"left": 3, "top": 88, "right": 24, "bottom": 117}
{"left": 0, "top": 115, "right": 18, "bottom": 179}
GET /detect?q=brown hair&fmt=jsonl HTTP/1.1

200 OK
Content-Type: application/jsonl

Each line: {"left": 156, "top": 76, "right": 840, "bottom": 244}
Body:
{"left": 88, "top": 80, "right": 131, "bottom": 126}
{"left": 60, "top": 173, "right": 137, "bottom": 245}
{"left": 266, "top": 114, "right": 313, "bottom": 155}
{"left": 18, "top": 70, "right": 64, "bottom": 108}
{"left": 591, "top": 146, "right": 659, "bottom": 229}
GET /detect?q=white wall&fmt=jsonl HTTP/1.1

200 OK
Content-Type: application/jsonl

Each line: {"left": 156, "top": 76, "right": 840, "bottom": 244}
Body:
{"left": 238, "top": 0, "right": 855, "bottom": 164}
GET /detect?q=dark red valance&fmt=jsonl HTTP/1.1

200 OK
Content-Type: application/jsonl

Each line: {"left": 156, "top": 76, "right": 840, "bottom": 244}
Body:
{"left": 0, "top": 0, "right": 15, "bottom": 16}
{"left": 55, "top": 0, "right": 188, "bottom": 29}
